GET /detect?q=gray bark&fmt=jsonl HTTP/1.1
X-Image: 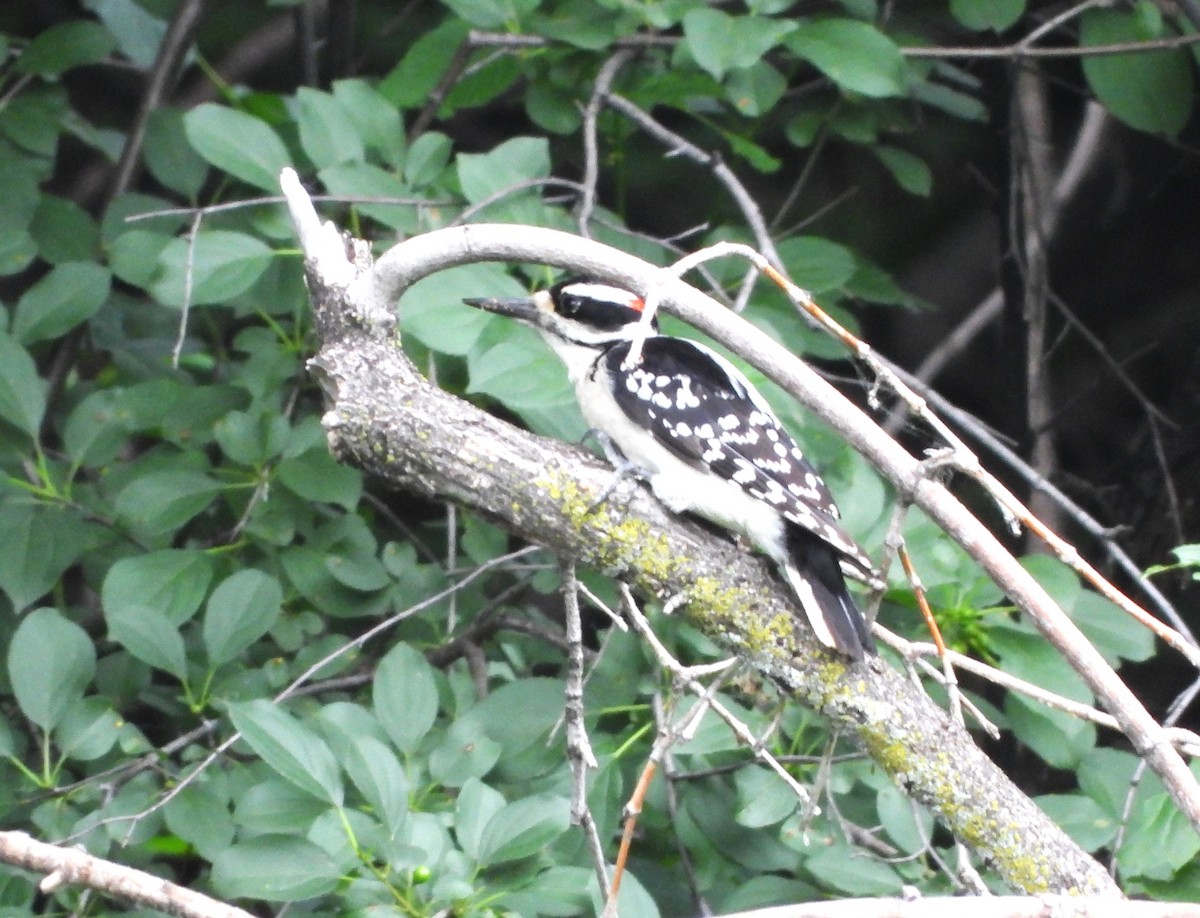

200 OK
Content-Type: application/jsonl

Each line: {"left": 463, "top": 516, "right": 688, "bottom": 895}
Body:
{"left": 298, "top": 251, "right": 1119, "bottom": 896}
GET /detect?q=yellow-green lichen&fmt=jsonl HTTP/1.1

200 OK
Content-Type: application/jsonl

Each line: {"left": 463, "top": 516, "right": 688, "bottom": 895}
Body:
{"left": 537, "top": 469, "right": 807, "bottom": 668}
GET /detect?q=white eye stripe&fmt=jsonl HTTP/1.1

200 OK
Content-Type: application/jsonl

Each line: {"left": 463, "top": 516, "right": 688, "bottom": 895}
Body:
{"left": 560, "top": 282, "right": 643, "bottom": 309}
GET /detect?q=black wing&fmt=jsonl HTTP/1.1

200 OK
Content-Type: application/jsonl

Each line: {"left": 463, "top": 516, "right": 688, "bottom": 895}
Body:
{"left": 603, "top": 337, "right": 878, "bottom": 583}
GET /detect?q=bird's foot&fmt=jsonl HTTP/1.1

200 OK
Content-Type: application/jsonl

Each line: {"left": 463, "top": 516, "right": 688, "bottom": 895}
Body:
{"left": 581, "top": 429, "right": 651, "bottom": 512}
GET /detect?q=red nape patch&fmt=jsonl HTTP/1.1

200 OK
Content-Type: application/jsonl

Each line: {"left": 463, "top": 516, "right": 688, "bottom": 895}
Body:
{"left": 629, "top": 297, "right": 645, "bottom": 312}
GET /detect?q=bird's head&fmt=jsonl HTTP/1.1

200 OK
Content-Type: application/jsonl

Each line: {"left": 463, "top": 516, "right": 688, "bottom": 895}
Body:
{"left": 463, "top": 277, "right": 658, "bottom": 349}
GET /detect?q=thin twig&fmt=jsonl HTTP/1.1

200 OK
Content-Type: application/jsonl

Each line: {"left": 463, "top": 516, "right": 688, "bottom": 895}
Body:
{"left": 604, "top": 93, "right": 782, "bottom": 270}
{"left": 579, "top": 50, "right": 634, "bottom": 236}
{"left": 878, "top": 629, "right": 1200, "bottom": 756}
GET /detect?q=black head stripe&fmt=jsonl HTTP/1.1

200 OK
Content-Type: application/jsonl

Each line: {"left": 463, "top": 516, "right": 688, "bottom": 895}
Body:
{"left": 549, "top": 278, "right": 656, "bottom": 332}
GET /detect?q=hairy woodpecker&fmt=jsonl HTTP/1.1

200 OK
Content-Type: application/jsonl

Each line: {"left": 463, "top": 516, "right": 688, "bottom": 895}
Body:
{"left": 463, "top": 278, "right": 879, "bottom": 659}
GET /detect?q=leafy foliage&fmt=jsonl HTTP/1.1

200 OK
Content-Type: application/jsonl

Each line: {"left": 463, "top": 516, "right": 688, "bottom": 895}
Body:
{"left": 0, "top": 0, "right": 1197, "bottom": 915}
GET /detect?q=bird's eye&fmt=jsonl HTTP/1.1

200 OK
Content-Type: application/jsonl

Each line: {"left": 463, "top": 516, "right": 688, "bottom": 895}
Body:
{"left": 559, "top": 295, "right": 581, "bottom": 316}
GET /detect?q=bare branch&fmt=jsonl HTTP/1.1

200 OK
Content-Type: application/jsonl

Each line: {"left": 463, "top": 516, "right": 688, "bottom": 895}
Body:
{"left": 281, "top": 172, "right": 1132, "bottom": 893}
{"left": 291, "top": 207, "right": 1200, "bottom": 837}
{"left": 0, "top": 831, "right": 253, "bottom": 918}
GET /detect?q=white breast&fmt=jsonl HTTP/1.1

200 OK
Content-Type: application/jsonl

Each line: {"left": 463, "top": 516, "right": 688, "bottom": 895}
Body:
{"left": 574, "top": 359, "right": 789, "bottom": 567}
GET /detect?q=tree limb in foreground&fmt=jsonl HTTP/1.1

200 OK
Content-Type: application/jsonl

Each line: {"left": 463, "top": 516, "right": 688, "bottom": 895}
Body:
{"left": 0, "top": 831, "right": 253, "bottom": 918}
{"left": 280, "top": 169, "right": 1130, "bottom": 895}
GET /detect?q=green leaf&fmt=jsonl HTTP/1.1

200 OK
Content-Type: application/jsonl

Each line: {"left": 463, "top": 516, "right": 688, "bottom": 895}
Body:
{"left": 83, "top": 0, "right": 168, "bottom": 69}
{"left": 1035, "top": 793, "right": 1116, "bottom": 852}
{"left": 682, "top": 9, "right": 794, "bottom": 80}
{"left": 950, "top": 0, "right": 1024, "bottom": 32}
{"left": 1081, "top": 8, "right": 1193, "bottom": 137}
{"left": 0, "top": 90, "right": 65, "bottom": 157}
{"left": 717, "top": 876, "right": 820, "bottom": 914}
{"left": 1006, "top": 694, "right": 1096, "bottom": 770}
{"left": 56, "top": 697, "right": 122, "bottom": 761}
{"left": 108, "top": 228, "right": 172, "bottom": 288}
{"left": 213, "top": 409, "right": 289, "bottom": 466}
{"left": 513, "top": 866, "right": 596, "bottom": 917}
{"left": 105, "top": 604, "right": 187, "bottom": 679}
{"left": 804, "top": 842, "right": 901, "bottom": 895}
{"left": 1119, "top": 792, "right": 1200, "bottom": 879}
{"left": 456, "top": 136, "right": 550, "bottom": 205}
{"left": 294, "top": 87, "right": 365, "bottom": 168}
{"left": 183, "top": 104, "right": 291, "bottom": 192}
{"left": 325, "top": 553, "right": 390, "bottom": 592}
{"left": 721, "top": 128, "right": 782, "bottom": 173}
{"left": 229, "top": 699, "right": 344, "bottom": 805}
{"left": 441, "top": 56, "right": 523, "bottom": 118}
{"left": 456, "top": 777, "right": 506, "bottom": 860}
{"left": 103, "top": 550, "right": 214, "bottom": 627}
{"left": 457, "top": 678, "right": 565, "bottom": 756}
{"left": 734, "top": 767, "right": 797, "bottom": 828}
{"left": 233, "top": 779, "right": 329, "bottom": 835}
{"left": 911, "top": 76, "right": 987, "bottom": 122}
{"left": 787, "top": 19, "right": 907, "bottom": 98}
{"left": 399, "top": 262, "right": 522, "bottom": 355}
{"left": 477, "top": 795, "right": 570, "bottom": 864}
{"left": 8, "top": 608, "right": 96, "bottom": 730}
{"left": 1072, "top": 591, "right": 1155, "bottom": 666}
{"left": 332, "top": 79, "right": 405, "bottom": 166}
{"left": 379, "top": 20, "right": 469, "bottom": 109}
{"left": 526, "top": 81, "right": 582, "bottom": 134}
{"left": 440, "top": 0, "right": 541, "bottom": 30}
{"left": 143, "top": 108, "right": 209, "bottom": 197}
{"left": 1078, "top": 747, "right": 1139, "bottom": 816}
{"left": 150, "top": 230, "right": 274, "bottom": 307}
{"left": 30, "top": 195, "right": 101, "bottom": 264}
{"left": 164, "top": 783, "right": 236, "bottom": 861}
{"left": 17, "top": 20, "right": 116, "bottom": 75}
{"left": 318, "top": 162, "right": 416, "bottom": 233}
{"left": 872, "top": 145, "right": 932, "bottom": 196}
{"left": 726, "top": 62, "right": 787, "bottom": 117}
{"left": 0, "top": 331, "right": 48, "bottom": 437}
{"left": 114, "top": 470, "right": 222, "bottom": 537}
{"left": 211, "top": 835, "right": 341, "bottom": 901}
{"left": 777, "top": 236, "right": 856, "bottom": 293}
{"left": 429, "top": 720, "right": 503, "bottom": 786}
{"left": 1173, "top": 544, "right": 1200, "bottom": 567}
{"left": 340, "top": 733, "right": 410, "bottom": 837}
{"left": 203, "top": 570, "right": 284, "bottom": 666}
{"left": 405, "top": 131, "right": 453, "bottom": 187}
{"left": 536, "top": 0, "right": 632, "bottom": 50}
{"left": 13, "top": 261, "right": 111, "bottom": 344}
{"left": 876, "top": 783, "right": 933, "bottom": 853}
{"left": 0, "top": 504, "right": 87, "bottom": 612}
{"left": 468, "top": 336, "right": 574, "bottom": 412}
{"left": 373, "top": 643, "right": 439, "bottom": 753}
{"left": 276, "top": 448, "right": 362, "bottom": 510}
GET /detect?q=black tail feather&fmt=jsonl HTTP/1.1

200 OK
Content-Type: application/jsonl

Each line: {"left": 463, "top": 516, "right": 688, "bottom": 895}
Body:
{"left": 783, "top": 525, "right": 875, "bottom": 660}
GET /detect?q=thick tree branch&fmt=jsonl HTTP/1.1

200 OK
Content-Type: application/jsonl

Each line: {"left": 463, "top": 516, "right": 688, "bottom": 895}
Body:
{"left": 308, "top": 210, "right": 1200, "bottom": 834}
{"left": 0, "top": 832, "right": 252, "bottom": 918}
{"left": 716, "top": 898, "right": 1200, "bottom": 918}
{"left": 282, "top": 169, "right": 1123, "bottom": 895}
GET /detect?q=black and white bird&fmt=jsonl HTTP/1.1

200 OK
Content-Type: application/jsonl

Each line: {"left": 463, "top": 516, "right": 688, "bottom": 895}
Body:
{"left": 463, "top": 278, "right": 879, "bottom": 659}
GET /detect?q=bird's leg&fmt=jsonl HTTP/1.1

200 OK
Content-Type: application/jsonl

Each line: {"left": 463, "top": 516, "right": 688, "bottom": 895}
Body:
{"left": 580, "top": 429, "right": 651, "bottom": 511}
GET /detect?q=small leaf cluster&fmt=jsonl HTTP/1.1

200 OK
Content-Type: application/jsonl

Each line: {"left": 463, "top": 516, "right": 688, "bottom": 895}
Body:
{"left": 0, "top": 0, "right": 1197, "bottom": 914}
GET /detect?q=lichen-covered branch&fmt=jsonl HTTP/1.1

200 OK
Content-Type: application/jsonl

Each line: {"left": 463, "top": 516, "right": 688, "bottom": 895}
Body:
{"left": 283, "top": 170, "right": 1119, "bottom": 896}
{"left": 324, "top": 214, "right": 1200, "bottom": 837}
